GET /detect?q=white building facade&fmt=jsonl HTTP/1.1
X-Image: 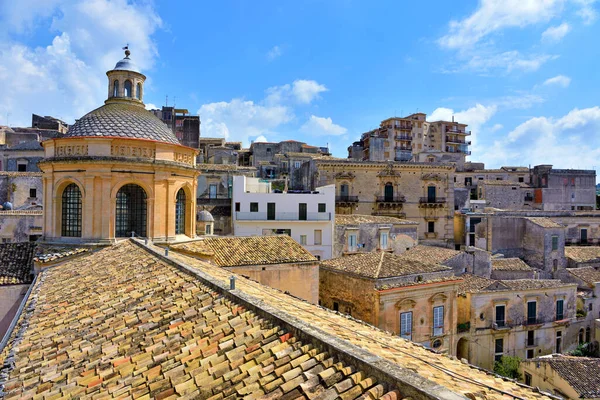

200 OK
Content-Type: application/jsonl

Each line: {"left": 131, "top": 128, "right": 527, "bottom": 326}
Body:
{"left": 232, "top": 176, "right": 335, "bottom": 260}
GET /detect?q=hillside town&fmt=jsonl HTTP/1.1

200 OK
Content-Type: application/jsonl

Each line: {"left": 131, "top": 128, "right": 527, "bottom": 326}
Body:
{"left": 0, "top": 48, "right": 599, "bottom": 400}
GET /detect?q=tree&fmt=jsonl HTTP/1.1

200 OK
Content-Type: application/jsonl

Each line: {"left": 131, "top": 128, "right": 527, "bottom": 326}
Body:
{"left": 494, "top": 356, "right": 522, "bottom": 380}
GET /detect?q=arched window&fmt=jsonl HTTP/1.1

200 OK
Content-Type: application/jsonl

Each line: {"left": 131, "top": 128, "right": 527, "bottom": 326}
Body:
{"left": 136, "top": 83, "right": 142, "bottom": 100}
{"left": 124, "top": 80, "right": 132, "bottom": 97}
{"left": 175, "top": 189, "right": 186, "bottom": 235}
{"left": 384, "top": 182, "right": 394, "bottom": 202}
{"left": 61, "top": 183, "right": 82, "bottom": 237}
{"left": 113, "top": 80, "right": 119, "bottom": 97}
{"left": 116, "top": 184, "right": 147, "bottom": 237}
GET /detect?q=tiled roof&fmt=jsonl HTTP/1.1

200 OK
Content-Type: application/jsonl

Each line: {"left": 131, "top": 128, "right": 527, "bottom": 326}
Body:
{"left": 0, "top": 242, "right": 398, "bottom": 399}
{"left": 171, "top": 236, "right": 317, "bottom": 267}
{"left": 33, "top": 246, "right": 91, "bottom": 264}
{"left": 458, "top": 274, "right": 497, "bottom": 294}
{"left": 335, "top": 214, "right": 418, "bottom": 225}
{"left": 459, "top": 274, "right": 574, "bottom": 294}
{"left": 0, "top": 240, "right": 553, "bottom": 399}
{"left": 196, "top": 163, "right": 257, "bottom": 172}
{"left": 528, "top": 355, "right": 600, "bottom": 398}
{"left": 399, "top": 245, "right": 461, "bottom": 264}
{"left": 377, "top": 276, "right": 462, "bottom": 290}
{"left": 321, "top": 252, "right": 450, "bottom": 279}
{"left": 524, "top": 217, "right": 564, "bottom": 228}
{"left": 0, "top": 242, "right": 35, "bottom": 285}
{"left": 65, "top": 103, "right": 181, "bottom": 145}
{"left": 567, "top": 266, "right": 600, "bottom": 286}
{"left": 565, "top": 246, "right": 600, "bottom": 263}
{"left": 491, "top": 258, "right": 533, "bottom": 271}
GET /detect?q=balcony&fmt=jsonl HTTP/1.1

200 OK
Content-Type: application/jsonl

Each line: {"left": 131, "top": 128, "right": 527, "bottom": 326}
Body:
{"left": 197, "top": 195, "right": 231, "bottom": 205}
{"left": 395, "top": 146, "right": 412, "bottom": 151}
{"left": 525, "top": 338, "right": 539, "bottom": 347}
{"left": 376, "top": 195, "right": 406, "bottom": 203}
{"left": 445, "top": 127, "right": 471, "bottom": 135}
{"left": 336, "top": 195, "right": 359, "bottom": 204}
{"left": 524, "top": 317, "right": 541, "bottom": 326}
{"left": 446, "top": 138, "right": 471, "bottom": 145}
{"left": 419, "top": 197, "right": 446, "bottom": 208}
{"left": 492, "top": 321, "right": 510, "bottom": 330}
{"left": 395, "top": 135, "right": 413, "bottom": 141}
{"left": 236, "top": 212, "right": 331, "bottom": 221}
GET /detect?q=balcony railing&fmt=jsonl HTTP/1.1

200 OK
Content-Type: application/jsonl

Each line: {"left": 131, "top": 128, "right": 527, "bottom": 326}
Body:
{"left": 446, "top": 138, "right": 471, "bottom": 145}
{"left": 336, "top": 195, "right": 359, "bottom": 203}
{"left": 395, "top": 135, "right": 413, "bottom": 141}
{"left": 524, "top": 317, "right": 541, "bottom": 326}
{"left": 395, "top": 146, "right": 412, "bottom": 151}
{"left": 419, "top": 197, "right": 446, "bottom": 204}
{"left": 197, "top": 195, "right": 232, "bottom": 205}
{"left": 525, "top": 338, "right": 539, "bottom": 347}
{"left": 236, "top": 212, "right": 331, "bottom": 221}
{"left": 376, "top": 196, "right": 406, "bottom": 203}
{"left": 445, "top": 127, "right": 471, "bottom": 135}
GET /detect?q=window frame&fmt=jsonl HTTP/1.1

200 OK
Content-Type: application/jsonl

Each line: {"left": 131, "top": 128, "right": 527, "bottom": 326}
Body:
{"left": 556, "top": 299, "right": 564, "bottom": 321}
{"left": 314, "top": 229, "right": 322, "bottom": 245}
{"left": 250, "top": 202, "right": 259, "bottom": 212}
{"left": 61, "top": 183, "right": 82, "bottom": 238}
{"left": 400, "top": 311, "right": 413, "bottom": 341}
{"left": 433, "top": 305, "right": 444, "bottom": 336}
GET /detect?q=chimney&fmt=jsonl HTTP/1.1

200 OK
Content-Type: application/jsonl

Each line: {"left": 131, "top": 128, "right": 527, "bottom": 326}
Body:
{"left": 452, "top": 115, "right": 455, "bottom": 123}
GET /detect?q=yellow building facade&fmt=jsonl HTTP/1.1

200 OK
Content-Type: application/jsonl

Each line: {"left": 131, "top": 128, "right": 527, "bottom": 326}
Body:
{"left": 39, "top": 50, "right": 199, "bottom": 244}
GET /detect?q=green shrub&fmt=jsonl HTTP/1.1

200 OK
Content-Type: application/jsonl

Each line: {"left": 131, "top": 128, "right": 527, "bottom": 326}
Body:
{"left": 494, "top": 356, "right": 522, "bottom": 380}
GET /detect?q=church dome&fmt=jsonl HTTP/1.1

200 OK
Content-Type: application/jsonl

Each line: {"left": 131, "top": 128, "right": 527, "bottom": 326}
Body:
{"left": 197, "top": 210, "right": 214, "bottom": 222}
{"left": 113, "top": 56, "right": 140, "bottom": 73}
{"left": 65, "top": 103, "right": 180, "bottom": 145}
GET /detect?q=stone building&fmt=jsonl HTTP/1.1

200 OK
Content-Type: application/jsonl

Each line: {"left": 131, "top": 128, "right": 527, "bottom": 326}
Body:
{"left": 401, "top": 244, "right": 492, "bottom": 277}
{"left": 319, "top": 251, "right": 460, "bottom": 354}
{"left": 475, "top": 180, "right": 534, "bottom": 211}
{"left": 196, "top": 210, "right": 214, "bottom": 235}
{"left": 0, "top": 172, "right": 44, "bottom": 242}
{"left": 196, "top": 163, "right": 257, "bottom": 235}
{"left": 31, "top": 114, "right": 69, "bottom": 133}
{"left": 565, "top": 246, "right": 600, "bottom": 268}
{"left": 298, "top": 159, "right": 456, "bottom": 247}
{"left": 456, "top": 274, "right": 578, "bottom": 371}
{"left": 531, "top": 165, "right": 596, "bottom": 211}
{"left": 39, "top": 49, "right": 199, "bottom": 244}
{"left": 170, "top": 235, "right": 319, "bottom": 303}
{"left": 457, "top": 213, "right": 567, "bottom": 277}
{"left": 520, "top": 355, "right": 600, "bottom": 399}
{"left": 0, "top": 141, "right": 45, "bottom": 172}
{"left": 348, "top": 113, "right": 471, "bottom": 167}
{"left": 333, "top": 214, "right": 418, "bottom": 258}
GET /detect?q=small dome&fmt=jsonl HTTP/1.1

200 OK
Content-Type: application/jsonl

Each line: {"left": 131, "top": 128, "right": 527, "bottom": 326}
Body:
{"left": 113, "top": 49, "right": 141, "bottom": 73}
{"left": 65, "top": 103, "right": 180, "bottom": 145}
{"left": 198, "top": 210, "right": 214, "bottom": 222}
{"left": 3, "top": 202, "right": 13, "bottom": 210}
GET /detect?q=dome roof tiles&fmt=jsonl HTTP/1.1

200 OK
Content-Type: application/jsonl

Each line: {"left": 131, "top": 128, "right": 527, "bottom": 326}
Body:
{"left": 65, "top": 103, "right": 181, "bottom": 145}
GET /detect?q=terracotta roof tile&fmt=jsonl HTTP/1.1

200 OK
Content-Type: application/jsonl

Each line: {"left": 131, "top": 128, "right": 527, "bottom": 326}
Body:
{"left": 491, "top": 258, "right": 533, "bottom": 271}
{"left": 565, "top": 246, "right": 600, "bottom": 263}
{"left": 171, "top": 236, "right": 317, "bottom": 267}
{"left": 321, "top": 252, "right": 451, "bottom": 279}
{"left": 478, "top": 180, "right": 529, "bottom": 187}
{"left": 459, "top": 274, "right": 575, "bottom": 294}
{"left": 527, "top": 355, "right": 600, "bottom": 398}
{"left": 0, "top": 241, "right": 552, "bottom": 399}
{"left": 335, "top": 215, "right": 418, "bottom": 225}
{"left": 567, "top": 266, "right": 600, "bottom": 286}
{"left": 0, "top": 242, "right": 35, "bottom": 285}
{"left": 399, "top": 245, "right": 461, "bottom": 264}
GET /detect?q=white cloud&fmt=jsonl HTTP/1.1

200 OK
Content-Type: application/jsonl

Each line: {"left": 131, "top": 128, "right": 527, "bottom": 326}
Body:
{"left": 574, "top": 0, "right": 598, "bottom": 24}
{"left": 481, "top": 107, "right": 600, "bottom": 168}
{"left": 265, "top": 80, "right": 328, "bottom": 105}
{"left": 543, "top": 74, "right": 571, "bottom": 87}
{"left": 300, "top": 115, "right": 347, "bottom": 136}
{"left": 489, "top": 123, "right": 504, "bottom": 132}
{"left": 429, "top": 104, "right": 498, "bottom": 151}
{"left": 456, "top": 51, "right": 558, "bottom": 74}
{"left": 438, "top": 0, "right": 565, "bottom": 49}
{"left": 266, "top": 45, "right": 282, "bottom": 61}
{"left": 541, "top": 22, "right": 571, "bottom": 42}
{"left": 0, "top": 0, "right": 162, "bottom": 127}
{"left": 145, "top": 103, "right": 160, "bottom": 110}
{"left": 199, "top": 99, "right": 293, "bottom": 143}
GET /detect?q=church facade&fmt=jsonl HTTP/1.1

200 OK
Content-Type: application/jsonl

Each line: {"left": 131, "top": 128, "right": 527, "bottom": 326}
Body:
{"left": 40, "top": 50, "right": 199, "bottom": 244}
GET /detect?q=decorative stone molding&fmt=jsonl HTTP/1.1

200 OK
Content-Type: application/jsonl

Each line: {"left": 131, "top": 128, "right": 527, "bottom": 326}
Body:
{"left": 56, "top": 145, "right": 88, "bottom": 157}
{"left": 421, "top": 173, "right": 446, "bottom": 182}
{"left": 334, "top": 171, "right": 355, "bottom": 180}
{"left": 174, "top": 152, "right": 194, "bottom": 166}
{"left": 378, "top": 163, "right": 399, "bottom": 177}
{"left": 395, "top": 298, "right": 416, "bottom": 310}
{"left": 111, "top": 145, "right": 156, "bottom": 159}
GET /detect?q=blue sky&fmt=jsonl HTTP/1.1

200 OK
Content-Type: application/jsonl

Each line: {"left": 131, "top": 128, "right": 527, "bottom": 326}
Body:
{"left": 1, "top": 0, "right": 600, "bottom": 169}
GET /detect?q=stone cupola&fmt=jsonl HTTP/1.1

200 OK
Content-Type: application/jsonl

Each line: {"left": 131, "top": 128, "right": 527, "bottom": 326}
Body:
{"left": 106, "top": 48, "right": 146, "bottom": 106}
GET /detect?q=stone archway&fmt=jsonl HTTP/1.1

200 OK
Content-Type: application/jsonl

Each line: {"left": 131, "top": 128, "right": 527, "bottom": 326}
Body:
{"left": 115, "top": 184, "right": 147, "bottom": 237}
{"left": 457, "top": 337, "right": 469, "bottom": 362}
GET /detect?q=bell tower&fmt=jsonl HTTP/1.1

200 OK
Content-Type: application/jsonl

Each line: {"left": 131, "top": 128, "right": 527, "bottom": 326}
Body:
{"left": 105, "top": 47, "right": 146, "bottom": 107}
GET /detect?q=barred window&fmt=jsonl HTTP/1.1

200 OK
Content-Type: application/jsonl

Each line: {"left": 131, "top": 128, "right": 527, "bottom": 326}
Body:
{"left": 61, "top": 183, "right": 82, "bottom": 237}
{"left": 175, "top": 189, "right": 186, "bottom": 235}
{"left": 116, "top": 184, "right": 147, "bottom": 237}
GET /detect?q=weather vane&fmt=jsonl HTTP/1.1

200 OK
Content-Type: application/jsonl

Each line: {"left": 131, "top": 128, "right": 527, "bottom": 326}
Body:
{"left": 122, "top": 43, "right": 130, "bottom": 57}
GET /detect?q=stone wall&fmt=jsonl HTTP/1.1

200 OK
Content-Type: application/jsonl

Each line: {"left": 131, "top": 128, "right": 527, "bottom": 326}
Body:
{"left": 319, "top": 269, "right": 377, "bottom": 324}
{"left": 224, "top": 261, "right": 319, "bottom": 304}
{"left": 0, "top": 173, "right": 43, "bottom": 208}
{"left": 0, "top": 212, "right": 43, "bottom": 242}
{"left": 333, "top": 222, "right": 418, "bottom": 258}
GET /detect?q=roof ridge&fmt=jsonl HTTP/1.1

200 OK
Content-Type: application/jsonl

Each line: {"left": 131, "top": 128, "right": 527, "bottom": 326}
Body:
{"left": 375, "top": 251, "right": 385, "bottom": 278}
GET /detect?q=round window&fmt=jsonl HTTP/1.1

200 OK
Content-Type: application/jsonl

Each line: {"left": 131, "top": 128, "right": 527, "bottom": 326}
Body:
{"left": 432, "top": 339, "right": 442, "bottom": 349}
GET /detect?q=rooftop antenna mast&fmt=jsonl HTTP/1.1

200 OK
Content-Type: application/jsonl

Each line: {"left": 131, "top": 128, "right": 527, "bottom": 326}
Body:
{"left": 165, "top": 95, "right": 168, "bottom": 107}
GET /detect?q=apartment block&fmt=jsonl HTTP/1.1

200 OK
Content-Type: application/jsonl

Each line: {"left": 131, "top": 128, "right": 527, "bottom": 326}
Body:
{"left": 150, "top": 106, "right": 200, "bottom": 149}
{"left": 231, "top": 176, "right": 335, "bottom": 260}
{"left": 348, "top": 112, "right": 471, "bottom": 166}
